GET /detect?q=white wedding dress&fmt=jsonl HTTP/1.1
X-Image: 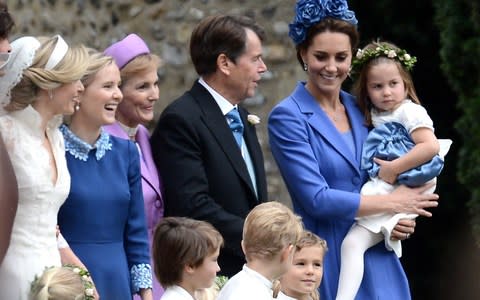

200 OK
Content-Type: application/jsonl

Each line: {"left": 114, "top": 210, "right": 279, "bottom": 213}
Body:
{"left": 0, "top": 106, "right": 70, "bottom": 299}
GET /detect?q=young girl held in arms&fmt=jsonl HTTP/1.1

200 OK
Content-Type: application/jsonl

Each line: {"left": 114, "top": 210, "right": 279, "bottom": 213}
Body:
{"left": 336, "top": 40, "right": 452, "bottom": 300}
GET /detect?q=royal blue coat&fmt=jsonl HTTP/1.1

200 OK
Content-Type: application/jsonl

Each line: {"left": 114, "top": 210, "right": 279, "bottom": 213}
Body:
{"left": 268, "top": 82, "right": 411, "bottom": 300}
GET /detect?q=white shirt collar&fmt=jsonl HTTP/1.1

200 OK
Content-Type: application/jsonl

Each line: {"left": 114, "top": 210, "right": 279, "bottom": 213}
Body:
{"left": 198, "top": 77, "right": 237, "bottom": 116}
{"left": 243, "top": 264, "right": 273, "bottom": 290}
{"left": 166, "top": 285, "right": 195, "bottom": 299}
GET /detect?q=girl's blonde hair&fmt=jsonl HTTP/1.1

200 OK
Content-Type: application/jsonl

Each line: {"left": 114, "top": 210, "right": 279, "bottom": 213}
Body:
{"left": 6, "top": 35, "right": 89, "bottom": 112}
{"left": 29, "top": 266, "right": 85, "bottom": 300}
{"left": 352, "top": 40, "right": 421, "bottom": 126}
{"left": 273, "top": 231, "right": 328, "bottom": 300}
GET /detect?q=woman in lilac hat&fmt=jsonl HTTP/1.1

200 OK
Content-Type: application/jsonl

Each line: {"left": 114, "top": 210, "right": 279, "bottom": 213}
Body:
{"left": 104, "top": 33, "right": 165, "bottom": 299}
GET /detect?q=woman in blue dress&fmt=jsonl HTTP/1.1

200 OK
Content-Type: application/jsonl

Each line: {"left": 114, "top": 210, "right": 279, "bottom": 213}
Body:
{"left": 58, "top": 50, "right": 153, "bottom": 299}
{"left": 268, "top": 1, "right": 439, "bottom": 299}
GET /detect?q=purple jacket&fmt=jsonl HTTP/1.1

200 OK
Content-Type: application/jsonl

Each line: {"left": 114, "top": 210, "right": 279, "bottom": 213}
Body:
{"left": 104, "top": 122, "right": 164, "bottom": 298}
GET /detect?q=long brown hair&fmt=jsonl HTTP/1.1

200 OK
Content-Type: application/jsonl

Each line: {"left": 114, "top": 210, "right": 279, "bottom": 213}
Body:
{"left": 295, "top": 18, "right": 359, "bottom": 68}
{"left": 353, "top": 40, "right": 421, "bottom": 126}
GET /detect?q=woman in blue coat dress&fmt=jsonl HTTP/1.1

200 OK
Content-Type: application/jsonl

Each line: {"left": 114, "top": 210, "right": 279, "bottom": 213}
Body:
{"left": 58, "top": 50, "right": 153, "bottom": 299}
{"left": 268, "top": 1, "right": 439, "bottom": 299}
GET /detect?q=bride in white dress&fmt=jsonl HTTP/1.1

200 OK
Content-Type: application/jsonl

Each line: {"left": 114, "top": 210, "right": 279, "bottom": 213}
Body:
{"left": 0, "top": 35, "right": 88, "bottom": 299}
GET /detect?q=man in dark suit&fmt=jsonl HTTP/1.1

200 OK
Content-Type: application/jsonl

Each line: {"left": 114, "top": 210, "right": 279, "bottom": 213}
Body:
{"left": 151, "top": 14, "right": 268, "bottom": 277}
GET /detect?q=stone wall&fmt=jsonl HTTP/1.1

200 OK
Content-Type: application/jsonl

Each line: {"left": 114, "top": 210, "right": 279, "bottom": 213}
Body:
{"left": 8, "top": 0, "right": 307, "bottom": 205}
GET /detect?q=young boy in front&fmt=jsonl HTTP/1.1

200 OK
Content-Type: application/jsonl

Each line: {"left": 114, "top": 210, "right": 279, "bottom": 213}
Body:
{"left": 217, "top": 201, "right": 303, "bottom": 300}
{"left": 153, "top": 217, "right": 224, "bottom": 300}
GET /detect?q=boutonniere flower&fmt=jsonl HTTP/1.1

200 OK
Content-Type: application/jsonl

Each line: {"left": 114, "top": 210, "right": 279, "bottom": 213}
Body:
{"left": 247, "top": 114, "right": 261, "bottom": 125}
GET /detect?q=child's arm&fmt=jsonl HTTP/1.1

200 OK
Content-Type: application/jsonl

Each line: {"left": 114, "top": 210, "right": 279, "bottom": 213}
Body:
{"left": 376, "top": 127, "right": 440, "bottom": 184}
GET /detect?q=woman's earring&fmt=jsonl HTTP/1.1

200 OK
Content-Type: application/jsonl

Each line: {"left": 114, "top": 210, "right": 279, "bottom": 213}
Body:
{"left": 303, "top": 62, "right": 308, "bottom": 72}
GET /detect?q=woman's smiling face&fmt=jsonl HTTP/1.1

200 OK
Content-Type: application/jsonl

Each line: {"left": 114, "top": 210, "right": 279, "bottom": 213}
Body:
{"left": 78, "top": 62, "right": 123, "bottom": 127}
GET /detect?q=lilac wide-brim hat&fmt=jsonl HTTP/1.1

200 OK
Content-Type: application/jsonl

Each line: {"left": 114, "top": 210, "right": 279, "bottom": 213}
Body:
{"left": 104, "top": 33, "right": 150, "bottom": 69}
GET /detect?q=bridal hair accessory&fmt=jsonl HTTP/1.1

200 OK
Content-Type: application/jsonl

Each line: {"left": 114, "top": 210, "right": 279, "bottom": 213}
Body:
{"left": 0, "top": 36, "right": 41, "bottom": 116}
{"left": 104, "top": 33, "right": 150, "bottom": 69}
{"left": 289, "top": 0, "right": 358, "bottom": 45}
{"left": 45, "top": 35, "right": 69, "bottom": 70}
{"left": 352, "top": 42, "right": 417, "bottom": 74}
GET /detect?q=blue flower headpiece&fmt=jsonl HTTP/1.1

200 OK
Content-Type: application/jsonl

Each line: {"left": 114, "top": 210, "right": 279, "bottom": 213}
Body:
{"left": 289, "top": 0, "right": 358, "bottom": 45}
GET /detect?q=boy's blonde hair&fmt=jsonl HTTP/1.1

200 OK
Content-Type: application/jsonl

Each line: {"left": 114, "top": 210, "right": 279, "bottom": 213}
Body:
{"left": 242, "top": 201, "right": 303, "bottom": 262}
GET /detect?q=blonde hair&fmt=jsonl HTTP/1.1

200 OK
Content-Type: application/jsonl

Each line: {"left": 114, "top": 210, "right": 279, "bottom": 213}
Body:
{"left": 273, "top": 231, "right": 328, "bottom": 300}
{"left": 352, "top": 40, "right": 421, "bottom": 126}
{"left": 119, "top": 53, "right": 161, "bottom": 85}
{"left": 81, "top": 49, "right": 114, "bottom": 88}
{"left": 29, "top": 267, "right": 85, "bottom": 300}
{"left": 242, "top": 202, "right": 303, "bottom": 262}
{"left": 6, "top": 35, "right": 89, "bottom": 112}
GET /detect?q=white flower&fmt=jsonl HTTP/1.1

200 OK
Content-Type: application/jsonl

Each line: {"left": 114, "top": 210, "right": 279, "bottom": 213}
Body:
{"left": 387, "top": 50, "right": 397, "bottom": 58}
{"left": 356, "top": 49, "right": 363, "bottom": 59}
{"left": 85, "top": 288, "right": 94, "bottom": 296}
{"left": 403, "top": 54, "right": 411, "bottom": 61}
{"left": 247, "top": 114, "right": 261, "bottom": 125}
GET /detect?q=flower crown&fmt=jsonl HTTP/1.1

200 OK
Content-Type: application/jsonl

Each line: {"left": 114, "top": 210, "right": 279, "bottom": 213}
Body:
{"left": 352, "top": 43, "right": 417, "bottom": 74}
{"left": 30, "top": 265, "right": 95, "bottom": 299}
{"left": 67, "top": 265, "right": 95, "bottom": 300}
{"left": 289, "top": 0, "right": 358, "bottom": 45}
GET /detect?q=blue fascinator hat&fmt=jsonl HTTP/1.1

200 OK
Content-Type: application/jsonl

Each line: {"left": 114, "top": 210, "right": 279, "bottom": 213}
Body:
{"left": 289, "top": 0, "right": 358, "bottom": 45}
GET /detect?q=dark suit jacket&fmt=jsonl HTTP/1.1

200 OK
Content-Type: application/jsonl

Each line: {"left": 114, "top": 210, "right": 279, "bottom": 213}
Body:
{"left": 151, "top": 81, "right": 268, "bottom": 277}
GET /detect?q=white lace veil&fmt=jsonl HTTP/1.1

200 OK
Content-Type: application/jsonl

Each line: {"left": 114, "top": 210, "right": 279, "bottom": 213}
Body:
{"left": 0, "top": 36, "right": 40, "bottom": 116}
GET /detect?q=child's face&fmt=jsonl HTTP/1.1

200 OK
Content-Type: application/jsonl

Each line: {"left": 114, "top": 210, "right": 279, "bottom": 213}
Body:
{"left": 280, "top": 245, "right": 325, "bottom": 299}
{"left": 366, "top": 61, "right": 407, "bottom": 112}
{"left": 190, "top": 248, "right": 221, "bottom": 290}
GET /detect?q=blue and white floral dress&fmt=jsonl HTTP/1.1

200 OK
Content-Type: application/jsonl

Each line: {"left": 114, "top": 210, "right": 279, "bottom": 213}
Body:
{"left": 58, "top": 125, "right": 152, "bottom": 299}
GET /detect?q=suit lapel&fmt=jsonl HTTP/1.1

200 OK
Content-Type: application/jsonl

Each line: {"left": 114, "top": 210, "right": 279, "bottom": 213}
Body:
{"left": 239, "top": 108, "right": 266, "bottom": 201}
{"left": 104, "top": 122, "right": 162, "bottom": 199}
{"left": 292, "top": 84, "right": 364, "bottom": 176}
{"left": 190, "top": 82, "right": 257, "bottom": 197}
{"left": 136, "top": 127, "right": 163, "bottom": 199}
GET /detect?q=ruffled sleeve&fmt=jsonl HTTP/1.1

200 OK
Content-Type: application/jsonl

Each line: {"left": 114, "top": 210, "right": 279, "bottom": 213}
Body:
{"left": 397, "top": 100, "right": 434, "bottom": 133}
{"left": 131, "top": 263, "right": 153, "bottom": 292}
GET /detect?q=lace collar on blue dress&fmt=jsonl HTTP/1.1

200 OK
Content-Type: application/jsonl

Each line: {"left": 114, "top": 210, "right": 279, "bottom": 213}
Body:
{"left": 60, "top": 124, "right": 112, "bottom": 161}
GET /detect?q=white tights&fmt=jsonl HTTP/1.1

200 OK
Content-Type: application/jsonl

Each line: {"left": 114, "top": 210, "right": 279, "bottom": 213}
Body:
{"left": 335, "top": 224, "right": 383, "bottom": 300}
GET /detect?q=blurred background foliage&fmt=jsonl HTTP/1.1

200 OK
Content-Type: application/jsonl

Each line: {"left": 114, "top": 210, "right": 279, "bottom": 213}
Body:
{"left": 350, "top": 0, "right": 480, "bottom": 298}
